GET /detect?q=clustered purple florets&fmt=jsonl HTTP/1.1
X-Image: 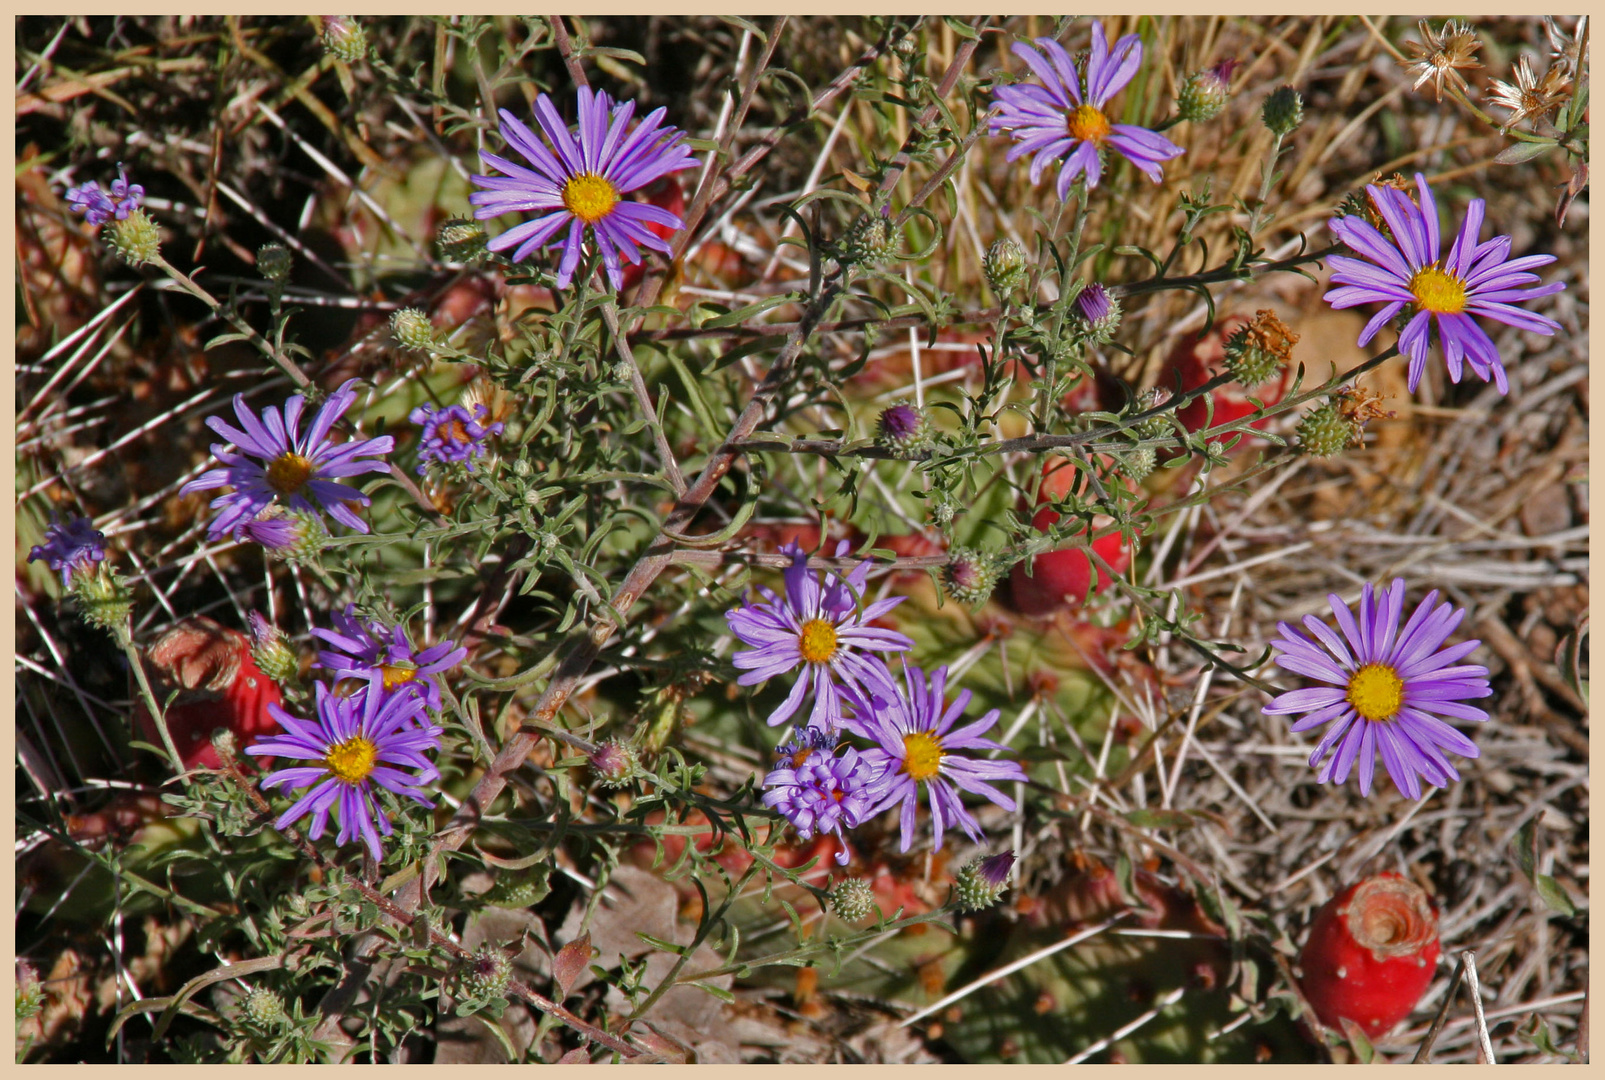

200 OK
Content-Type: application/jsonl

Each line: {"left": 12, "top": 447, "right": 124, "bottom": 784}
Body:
{"left": 28, "top": 515, "right": 108, "bottom": 586}
{"left": 729, "top": 542, "right": 1028, "bottom": 860}
{"left": 65, "top": 164, "right": 144, "bottom": 227}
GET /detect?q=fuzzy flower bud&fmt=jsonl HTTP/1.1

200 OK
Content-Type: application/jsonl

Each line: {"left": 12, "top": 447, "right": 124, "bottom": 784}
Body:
{"left": 1130, "top": 387, "right": 1175, "bottom": 439}
{"left": 983, "top": 237, "right": 1028, "bottom": 295}
{"left": 1297, "top": 401, "right": 1359, "bottom": 459}
{"left": 875, "top": 401, "right": 933, "bottom": 456}
{"left": 72, "top": 564, "right": 134, "bottom": 637}
{"left": 1073, "top": 283, "right": 1122, "bottom": 345}
{"left": 107, "top": 208, "right": 161, "bottom": 267}
{"left": 241, "top": 508, "right": 328, "bottom": 566}
{"left": 589, "top": 738, "right": 640, "bottom": 789}
{"left": 943, "top": 547, "right": 1001, "bottom": 606}
{"left": 438, "top": 217, "right": 488, "bottom": 263}
{"left": 1119, "top": 445, "right": 1157, "bottom": 482}
{"left": 830, "top": 878, "right": 879, "bottom": 923}
{"left": 257, "top": 243, "right": 292, "bottom": 283}
{"left": 461, "top": 944, "right": 511, "bottom": 1000}
{"left": 240, "top": 986, "right": 285, "bottom": 1028}
{"left": 391, "top": 307, "right": 436, "bottom": 351}
{"left": 1262, "top": 85, "right": 1305, "bottom": 136}
{"left": 1176, "top": 59, "right": 1239, "bottom": 123}
{"left": 321, "top": 16, "right": 368, "bottom": 63}
{"left": 840, "top": 213, "right": 895, "bottom": 268}
{"left": 954, "top": 851, "right": 1016, "bottom": 912}
{"left": 246, "top": 611, "right": 299, "bottom": 685}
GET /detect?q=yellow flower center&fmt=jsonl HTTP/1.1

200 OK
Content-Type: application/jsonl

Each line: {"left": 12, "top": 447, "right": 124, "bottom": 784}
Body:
{"left": 379, "top": 661, "right": 418, "bottom": 691}
{"left": 1066, "top": 104, "right": 1112, "bottom": 143}
{"left": 1347, "top": 663, "right": 1404, "bottom": 722}
{"left": 265, "top": 452, "right": 315, "bottom": 495}
{"left": 902, "top": 731, "right": 944, "bottom": 782}
{"left": 797, "top": 618, "right": 839, "bottom": 665}
{"left": 562, "top": 172, "right": 619, "bottom": 225}
{"left": 324, "top": 734, "right": 378, "bottom": 784}
{"left": 1408, "top": 265, "right": 1468, "bottom": 314}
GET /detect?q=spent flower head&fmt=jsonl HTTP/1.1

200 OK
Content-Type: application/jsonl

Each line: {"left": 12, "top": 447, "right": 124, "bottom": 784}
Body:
{"left": 410, "top": 402, "right": 504, "bottom": 474}
{"left": 989, "top": 23, "right": 1185, "bottom": 195}
{"left": 1264, "top": 579, "right": 1491, "bottom": 799}
{"left": 726, "top": 541, "right": 913, "bottom": 730}
{"left": 470, "top": 87, "right": 696, "bottom": 290}
{"left": 246, "top": 680, "right": 442, "bottom": 860}
{"left": 1222, "top": 309, "right": 1299, "bottom": 387}
{"left": 1324, "top": 172, "right": 1565, "bottom": 394}
{"left": 180, "top": 380, "right": 393, "bottom": 539}
{"left": 1487, "top": 55, "right": 1572, "bottom": 132}
{"left": 1402, "top": 19, "right": 1482, "bottom": 103}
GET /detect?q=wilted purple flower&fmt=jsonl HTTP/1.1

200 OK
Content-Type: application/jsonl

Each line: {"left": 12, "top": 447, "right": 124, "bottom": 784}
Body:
{"left": 1325, "top": 172, "right": 1565, "bottom": 394}
{"left": 409, "top": 402, "right": 503, "bottom": 474}
{"left": 1263, "top": 578, "right": 1491, "bottom": 799}
{"left": 180, "top": 380, "right": 393, "bottom": 540}
{"left": 28, "top": 516, "right": 107, "bottom": 586}
{"left": 246, "top": 680, "right": 441, "bottom": 860}
{"left": 726, "top": 541, "right": 913, "bottom": 730}
{"left": 846, "top": 663, "right": 1028, "bottom": 852}
{"left": 760, "top": 728, "right": 879, "bottom": 865}
{"left": 989, "top": 24, "right": 1185, "bottom": 195}
{"left": 65, "top": 164, "right": 143, "bottom": 227}
{"left": 312, "top": 604, "right": 468, "bottom": 712}
{"left": 469, "top": 87, "right": 696, "bottom": 290}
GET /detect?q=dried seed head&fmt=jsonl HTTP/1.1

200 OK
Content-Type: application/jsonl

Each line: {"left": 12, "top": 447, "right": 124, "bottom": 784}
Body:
{"left": 1223, "top": 309, "right": 1299, "bottom": 387}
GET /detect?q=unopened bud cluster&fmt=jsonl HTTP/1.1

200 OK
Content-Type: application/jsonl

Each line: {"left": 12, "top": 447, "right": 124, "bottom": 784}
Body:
{"left": 438, "top": 217, "right": 488, "bottom": 263}
{"left": 1262, "top": 85, "right": 1305, "bottom": 136}
{"left": 321, "top": 16, "right": 369, "bottom": 63}
{"left": 943, "top": 547, "right": 1001, "bottom": 606}
{"left": 108, "top": 209, "right": 161, "bottom": 267}
{"left": 1297, "top": 401, "right": 1359, "bottom": 458}
{"left": 391, "top": 307, "right": 436, "bottom": 352}
{"left": 461, "top": 944, "right": 512, "bottom": 999}
{"left": 247, "top": 612, "right": 300, "bottom": 685}
{"left": 830, "top": 877, "right": 878, "bottom": 922}
{"left": 983, "top": 237, "right": 1028, "bottom": 295}
{"left": 1176, "top": 59, "right": 1239, "bottom": 123}
{"left": 840, "top": 213, "right": 895, "bottom": 268}
{"left": 240, "top": 985, "right": 286, "bottom": 1029}
{"left": 953, "top": 851, "right": 1016, "bottom": 912}
{"left": 257, "top": 243, "right": 293, "bottom": 283}
{"left": 876, "top": 402, "right": 933, "bottom": 457}
{"left": 589, "top": 738, "right": 640, "bottom": 788}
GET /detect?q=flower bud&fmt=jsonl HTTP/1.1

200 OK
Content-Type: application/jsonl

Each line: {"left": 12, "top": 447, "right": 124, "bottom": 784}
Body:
{"left": 1262, "top": 85, "right": 1305, "bottom": 136}
{"left": 589, "top": 738, "right": 640, "bottom": 788}
{"left": 257, "top": 243, "right": 293, "bottom": 283}
{"left": 461, "top": 944, "right": 511, "bottom": 1000}
{"left": 244, "top": 508, "right": 328, "bottom": 566}
{"left": 983, "top": 237, "right": 1028, "bottom": 295}
{"left": 1130, "top": 387, "right": 1175, "bottom": 439}
{"left": 210, "top": 727, "right": 238, "bottom": 765}
{"left": 942, "top": 547, "right": 1001, "bottom": 606}
{"left": 1176, "top": 59, "right": 1238, "bottom": 123}
{"left": 1073, "top": 283, "right": 1122, "bottom": 345}
{"left": 953, "top": 850, "right": 1016, "bottom": 912}
{"left": 72, "top": 564, "right": 134, "bottom": 636}
{"left": 240, "top": 985, "right": 286, "bottom": 1028}
{"left": 830, "top": 878, "right": 879, "bottom": 923}
{"left": 1297, "top": 401, "right": 1358, "bottom": 459}
{"left": 391, "top": 307, "right": 436, "bottom": 351}
{"left": 875, "top": 401, "right": 933, "bottom": 456}
{"left": 841, "top": 213, "right": 895, "bottom": 268}
{"left": 246, "top": 612, "right": 299, "bottom": 685}
{"left": 1119, "top": 445, "right": 1157, "bottom": 482}
{"left": 437, "top": 217, "right": 488, "bottom": 263}
{"left": 321, "top": 16, "right": 368, "bottom": 63}
{"left": 1222, "top": 309, "right": 1299, "bottom": 388}
{"left": 108, "top": 208, "right": 161, "bottom": 267}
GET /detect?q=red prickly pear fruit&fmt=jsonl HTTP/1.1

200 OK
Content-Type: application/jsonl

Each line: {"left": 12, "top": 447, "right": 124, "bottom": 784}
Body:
{"left": 1005, "top": 457, "right": 1134, "bottom": 616}
{"left": 132, "top": 616, "right": 285, "bottom": 770}
{"left": 1298, "top": 873, "right": 1441, "bottom": 1039}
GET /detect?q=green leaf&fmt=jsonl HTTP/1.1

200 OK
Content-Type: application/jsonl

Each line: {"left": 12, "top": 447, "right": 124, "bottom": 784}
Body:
{"left": 1124, "top": 808, "right": 1197, "bottom": 831}
{"left": 1339, "top": 1018, "right": 1375, "bottom": 1063}
{"left": 714, "top": 14, "right": 767, "bottom": 41}
{"left": 1534, "top": 874, "right": 1578, "bottom": 917}
{"left": 1494, "top": 139, "right": 1557, "bottom": 165}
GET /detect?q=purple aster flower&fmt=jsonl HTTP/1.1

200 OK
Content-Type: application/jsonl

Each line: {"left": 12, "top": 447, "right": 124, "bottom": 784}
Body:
{"left": 28, "top": 515, "right": 108, "bottom": 586}
{"left": 1325, "top": 172, "right": 1566, "bottom": 395}
{"left": 469, "top": 87, "right": 696, "bottom": 290}
{"left": 845, "top": 663, "right": 1028, "bottom": 852}
{"left": 65, "top": 164, "right": 143, "bottom": 227}
{"left": 1263, "top": 578, "right": 1492, "bottom": 799}
{"left": 760, "top": 728, "right": 879, "bottom": 865}
{"left": 246, "top": 680, "right": 441, "bottom": 860}
{"left": 312, "top": 604, "right": 468, "bottom": 712}
{"left": 727, "top": 540, "right": 913, "bottom": 731}
{"left": 989, "top": 24, "right": 1185, "bottom": 195}
{"left": 180, "top": 380, "right": 393, "bottom": 540}
{"left": 1075, "top": 282, "right": 1115, "bottom": 323}
{"left": 409, "top": 402, "right": 504, "bottom": 474}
